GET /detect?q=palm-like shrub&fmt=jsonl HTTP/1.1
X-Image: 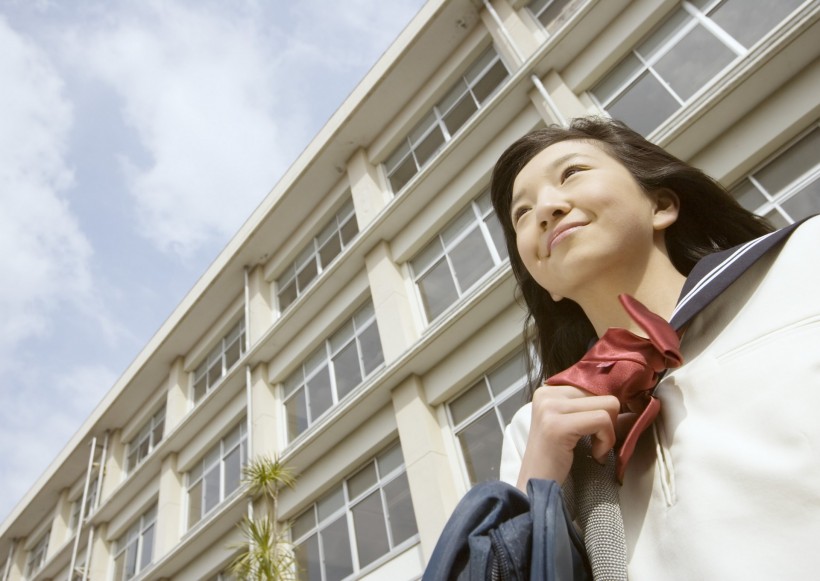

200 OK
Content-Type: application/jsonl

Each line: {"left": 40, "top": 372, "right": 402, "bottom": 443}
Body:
{"left": 229, "top": 456, "right": 297, "bottom": 580}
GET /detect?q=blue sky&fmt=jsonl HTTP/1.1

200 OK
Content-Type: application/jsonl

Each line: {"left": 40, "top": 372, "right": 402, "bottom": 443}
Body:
{"left": 0, "top": 0, "right": 426, "bottom": 523}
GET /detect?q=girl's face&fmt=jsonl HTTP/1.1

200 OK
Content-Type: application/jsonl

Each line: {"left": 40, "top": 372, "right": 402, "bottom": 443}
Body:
{"left": 510, "top": 139, "right": 676, "bottom": 302}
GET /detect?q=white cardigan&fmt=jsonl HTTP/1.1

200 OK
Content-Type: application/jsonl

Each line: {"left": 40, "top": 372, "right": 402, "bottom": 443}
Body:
{"left": 500, "top": 216, "right": 820, "bottom": 580}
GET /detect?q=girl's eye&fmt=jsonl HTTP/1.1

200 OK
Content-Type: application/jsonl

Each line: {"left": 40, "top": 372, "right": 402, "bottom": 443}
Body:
{"left": 561, "top": 165, "right": 582, "bottom": 182}
{"left": 512, "top": 206, "right": 530, "bottom": 224}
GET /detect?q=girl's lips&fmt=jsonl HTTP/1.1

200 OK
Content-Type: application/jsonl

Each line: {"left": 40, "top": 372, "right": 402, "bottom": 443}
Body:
{"left": 548, "top": 223, "right": 586, "bottom": 255}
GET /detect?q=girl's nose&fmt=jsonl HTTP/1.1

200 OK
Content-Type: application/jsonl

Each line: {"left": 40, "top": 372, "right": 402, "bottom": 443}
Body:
{"left": 534, "top": 191, "right": 571, "bottom": 229}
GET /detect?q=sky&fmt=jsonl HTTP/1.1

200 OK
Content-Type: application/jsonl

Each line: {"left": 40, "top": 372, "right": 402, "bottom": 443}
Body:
{"left": 0, "top": 0, "right": 427, "bottom": 524}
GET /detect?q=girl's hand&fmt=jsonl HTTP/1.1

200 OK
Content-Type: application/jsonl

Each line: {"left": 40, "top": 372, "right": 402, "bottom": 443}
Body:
{"left": 516, "top": 384, "right": 620, "bottom": 492}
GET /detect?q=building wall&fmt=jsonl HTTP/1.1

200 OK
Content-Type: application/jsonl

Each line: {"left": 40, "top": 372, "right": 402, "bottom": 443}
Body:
{"left": 2, "top": 0, "right": 818, "bottom": 579}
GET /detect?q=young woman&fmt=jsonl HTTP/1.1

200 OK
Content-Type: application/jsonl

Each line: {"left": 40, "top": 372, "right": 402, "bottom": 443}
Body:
{"left": 492, "top": 117, "right": 820, "bottom": 579}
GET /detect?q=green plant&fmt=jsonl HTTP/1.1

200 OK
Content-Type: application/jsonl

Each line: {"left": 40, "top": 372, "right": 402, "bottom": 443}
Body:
{"left": 228, "top": 456, "right": 297, "bottom": 580}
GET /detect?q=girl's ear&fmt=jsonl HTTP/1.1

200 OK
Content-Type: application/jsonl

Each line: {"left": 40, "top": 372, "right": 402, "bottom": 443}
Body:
{"left": 652, "top": 188, "right": 680, "bottom": 231}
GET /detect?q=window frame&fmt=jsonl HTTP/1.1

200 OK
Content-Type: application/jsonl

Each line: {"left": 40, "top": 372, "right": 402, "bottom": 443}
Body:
{"left": 112, "top": 504, "right": 157, "bottom": 581}
{"left": 383, "top": 46, "right": 509, "bottom": 193}
{"left": 275, "top": 195, "right": 359, "bottom": 313}
{"left": 730, "top": 123, "right": 820, "bottom": 227}
{"left": 25, "top": 527, "right": 51, "bottom": 577}
{"left": 125, "top": 406, "right": 166, "bottom": 475}
{"left": 590, "top": 0, "right": 802, "bottom": 135}
{"left": 186, "top": 420, "right": 248, "bottom": 530}
{"left": 192, "top": 318, "right": 247, "bottom": 405}
{"left": 447, "top": 349, "right": 529, "bottom": 486}
{"left": 410, "top": 189, "right": 508, "bottom": 324}
{"left": 282, "top": 300, "right": 385, "bottom": 443}
{"left": 291, "top": 442, "right": 419, "bottom": 580}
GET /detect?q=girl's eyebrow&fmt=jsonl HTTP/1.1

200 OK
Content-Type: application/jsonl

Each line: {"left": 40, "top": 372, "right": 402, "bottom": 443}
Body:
{"left": 511, "top": 152, "right": 583, "bottom": 207}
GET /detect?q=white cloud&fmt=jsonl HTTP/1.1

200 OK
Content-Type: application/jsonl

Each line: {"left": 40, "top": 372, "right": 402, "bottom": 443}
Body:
{"left": 63, "top": 1, "right": 290, "bottom": 257}
{"left": 0, "top": 15, "right": 92, "bottom": 367}
{"left": 0, "top": 363, "right": 117, "bottom": 521}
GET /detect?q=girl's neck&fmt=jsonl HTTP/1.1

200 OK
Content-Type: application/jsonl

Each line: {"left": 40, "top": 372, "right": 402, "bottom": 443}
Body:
{"left": 577, "top": 252, "right": 686, "bottom": 338}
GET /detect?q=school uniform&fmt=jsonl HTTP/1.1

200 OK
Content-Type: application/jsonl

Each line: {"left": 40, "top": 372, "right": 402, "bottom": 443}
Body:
{"left": 501, "top": 215, "right": 820, "bottom": 580}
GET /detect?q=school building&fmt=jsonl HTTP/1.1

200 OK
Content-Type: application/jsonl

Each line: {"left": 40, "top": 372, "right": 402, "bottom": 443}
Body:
{"left": 2, "top": 0, "right": 817, "bottom": 579}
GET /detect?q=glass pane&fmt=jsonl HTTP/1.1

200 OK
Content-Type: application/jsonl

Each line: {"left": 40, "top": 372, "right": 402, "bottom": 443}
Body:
{"left": 442, "top": 94, "right": 477, "bottom": 136}
{"left": 207, "top": 359, "right": 222, "bottom": 388}
{"left": 535, "top": 0, "right": 574, "bottom": 33}
{"left": 139, "top": 523, "right": 154, "bottom": 570}
{"left": 358, "top": 324, "right": 384, "bottom": 376}
{"left": 487, "top": 351, "right": 527, "bottom": 396}
{"left": 330, "top": 320, "right": 355, "bottom": 353}
{"left": 224, "top": 338, "right": 241, "bottom": 370}
{"left": 383, "top": 472, "right": 418, "bottom": 545}
{"left": 124, "top": 543, "right": 138, "bottom": 580}
{"left": 472, "top": 60, "right": 508, "bottom": 104}
{"left": 450, "top": 382, "right": 491, "bottom": 426}
{"left": 224, "top": 446, "right": 242, "bottom": 496}
{"left": 387, "top": 152, "right": 417, "bottom": 193}
{"left": 188, "top": 480, "right": 202, "bottom": 528}
{"left": 204, "top": 464, "right": 221, "bottom": 514}
{"left": 637, "top": 8, "right": 692, "bottom": 58}
{"left": 348, "top": 462, "right": 378, "bottom": 501}
{"left": 278, "top": 280, "right": 298, "bottom": 311}
{"left": 153, "top": 414, "right": 164, "bottom": 444}
{"left": 286, "top": 407, "right": 306, "bottom": 443}
{"left": 340, "top": 215, "right": 358, "bottom": 245}
{"left": 283, "top": 370, "right": 303, "bottom": 397}
{"left": 317, "top": 486, "right": 345, "bottom": 522}
{"left": 441, "top": 206, "right": 477, "bottom": 245}
{"left": 756, "top": 128, "right": 820, "bottom": 194}
{"left": 710, "top": 0, "right": 802, "bottom": 49}
{"left": 307, "top": 366, "right": 333, "bottom": 421}
{"left": 438, "top": 79, "right": 469, "bottom": 115}
{"left": 295, "top": 533, "right": 322, "bottom": 581}
{"left": 321, "top": 516, "right": 354, "bottom": 581}
{"left": 353, "top": 300, "right": 375, "bottom": 328}
{"left": 193, "top": 375, "right": 207, "bottom": 403}
{"left": 450, "top": 228, "right": 494, "bottom": 292}
{"left": 385, "top": 141, "right": 411, "bottom": 174}
{"left": 464, "top": 48, "right": 497, "bottom": 85}
{"left": 413, "top": 126, "right": 446, "bottom": 168}
{"left": 332, "top": 340, "right": 362, "bottom": 399}
{"left": 318, "top": 234, "right": 342, "bottom": 269}
{"left": 607, "top": 71, "right": 680, "bottom": 136}
{"left": 305, "top": 346, "right": 326, "bottom": 376}
{"left": 378, "top": 443, "right": 403, "bottom": 477}
{"left": 485, "top": 214, "right": 508, "bottom": 259}
{"left": 113, "top": 553, "right": 125, "bottom": 581}
{"left": 592, "top": 52, "right": 643, "bottom": 105}
{"left": 498, "top": 388, "right": 527, "bottom": 425}
{"left": 653, "top": 23, "right": 736, "bottom": 101}
{"left": 296, "top": 258, "right": 319, "bottom": 292}
{"left": 352, "top": 491, "right": 390, "bottom": 567}
{"left": 458, "top": 410, "right": 504, "bottom": 484}
{"left": 417, "top": 259, "right": 459, "bottom": 320}
{"left": 781, "top": 178, "right": 820, "bottom": 222}
{"left": 409, "top": 110, "right": 438, "bottom": 144}
{"left": 412, "top": 238, "right": 444, "bottom": 276}
{"left": 732, "top": 179, "right": 768, "bottom": 212}
{"left": 292, "top": 508, "right": 316, "bottom": 541}
{"left": 763, "top": 208, "right": 790, "bottom": 228}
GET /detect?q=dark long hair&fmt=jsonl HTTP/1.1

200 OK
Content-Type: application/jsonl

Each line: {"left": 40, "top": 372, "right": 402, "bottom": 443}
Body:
{"left": 491, "top": 117, "right": 773, "bottom": 396}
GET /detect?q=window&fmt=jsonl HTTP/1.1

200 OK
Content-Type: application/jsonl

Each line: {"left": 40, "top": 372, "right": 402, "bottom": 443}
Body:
{"left": 25, "top": 528, "right": 50, "bottom": 577}
{"left": 528, "top": 0, "right": 581, "bottom": 34}
{"left": 125, "top": 406, "right": 165, "bottom": 474}
{"left": 187, "top": 420, "right": 248, "bottom": 529}
{"left": 591, "top": 0, "right": 803, "bottom": 135}
{"left": 411, "top": 189, "right": 508, "bottom": 322}
{"left": 448, "top": 350, "right": 528, "bottom": 484}
{"left": 193, "top": 319, "right": 246, "bottom": 404}
{"left": 292, "top": 443, "right": 418, "bottom": 580}
{"left": 283, "top": 301, "right": 384, "bottom": 442}
{"left": 69, "top": 472, "right": 99, "bottom": 535}
{"left": 277, "top": 196, "right": 359, "bottom": 312}
{"left": 731, "top": 125, "right": 820, "bottom": 228}
{"left": 112, "top": 504, "right": 156, "bottom": 581}
{"left": 384, "top": 47, "right": 509, "bottom": 193}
